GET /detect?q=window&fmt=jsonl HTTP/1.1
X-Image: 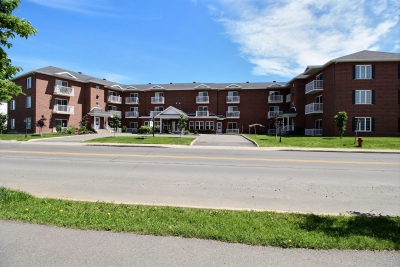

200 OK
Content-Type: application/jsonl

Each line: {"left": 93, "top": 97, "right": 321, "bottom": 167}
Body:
{"left": 25, "top": 118, "right": 31, "bottom": 129}
{"left": 55, "top": 119, "right": 68, "bottom": 128}
{"left": 198, "top": 106, "right": 208, "bottom": 111}
{"left": 130, "top": 93, "right": 138, "bottom": 98}
{"left": 26, "top": 77, "right": 32, "bottom": 89}
{"left": 354, "top": 117, "right": 373, "bottom": 132}
{"left": 10, "top": 118, "right": 15, "bottom": 129}
{"left": 95, "top": 85, "right": 100, "bottom": 90}
{"left": 10, "top": 100, "right": 15, "bottom": 110}
{"left": 130, "top": 122, "right": 138, "bottom": 129}
{"left": 227, "top": 122, "right": 237, "bottom": 129}
{"left": 189, "top": 121, "right": 194, "bottom": 130}
{"left": 155, "top": 92, "right": 164, "bottom": 97}
{"left": 315, "top": 119, "right": 322, "bottom": 129}
{"left": 205, "top": 121, "right": 214, "bottom": 130}
{"left": 56, "top": 80, "right": 68, "bottom": 87}
{"left": 316, "top": 73, "right": 323, "bottom": 80}
{"left": 354, "top": 65, "right": 373, "bottom": 79}
{"left": 96, "top": 102, "right": 99, "bottom": 106}
{"left": 228, "top": 106, "right": 238, "bottom": 112}
{"left": 198, "top": 91, "right": 208, "bottom": 96}
{"left": 315, "top": 95, "right": 322, "bottom": 103}
{"left": 55, "top": 98, "right": 68, "bottom": 106}
{"left": 354, "top": 90, "right": 373, "bottom": 104}
{"left": 26, "top": 96, "right": 31, "bottom": 108}
{"left": 108, "top": 91, "right": 117, "bottom": 96}
{"left": 130, "top": 107, "right": 138, "bottom": 112}
{"left": 144, "top": 121, "right": 151, "bottom": 126}
{"left": 108, "top": 106, "right": 116, "bottom": 111}
{"left": 155, "top": 106, "right": 164, "bottom": 112}
{"left": 269, "top": 106, "right": 279, "bottom": 111}
{"left": 228, "top": 91, "right": 238, "bottom": 96}
{"left": 269, "top": 91, "right": 280, "bottom": 96}
{"left": 195, "top": 121, "right": 204, "bottom": 130}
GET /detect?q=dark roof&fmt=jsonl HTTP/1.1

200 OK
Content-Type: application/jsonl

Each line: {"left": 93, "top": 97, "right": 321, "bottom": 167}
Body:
{"left": 87, "top": 108, "right": 110, "bottom": 117}
{"left": 333, "top": 50, "right": 400, "bottom": 61}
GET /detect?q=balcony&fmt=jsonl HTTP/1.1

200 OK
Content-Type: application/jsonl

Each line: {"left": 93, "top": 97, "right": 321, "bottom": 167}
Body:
{"left": 125, "top": 97, "right": 139, "bottom": 104}
{"left": 268, "top": 95, "right": 283, "bottom": 103}
{"left": 53, "top": 104, "right": 74, "bottom": 114}
{"left": 305, "top": 103, "right": 323, "bottom": 114}
{"left": 226, "top": 96, "right": 240, "bottom": 103}
{"left": 196, "top": 111, "right": 209, "bottom": 117}
{"left": 150, "top": 111, "right": 162, "bottom": 117}
{"left": 226, "top": 129, "right": 239, "bottom": 134}
{"left": 226, "top": 111, "right": 240, "bottom": 118}
{"left": 305, "top": 80, "right": 323, "bottom": 94}
{"left": 286, "top": 94, "right": 291, "bottom": 103}
{"left": 196, "top": 96, "right": 209, "bottom": 104}
{"left": 109, "top": 110, "right": 122, "bottom": 117}
{"left": 305, "top": 129, "right": 323, "bottom": 136}
{"left": 151, "top": 97, "right": 164, "bottom": 104}
{"left": 108, "top": 95, "right": 122, "bottom": 104}
{"left": 125, "top": 111, "right": 139, "bottom": 118}
{"left": 268, "top": 111, "right": 283, "bottom": 118}
{"left": 54, "top": 85, "right": 74, "bottom": 97}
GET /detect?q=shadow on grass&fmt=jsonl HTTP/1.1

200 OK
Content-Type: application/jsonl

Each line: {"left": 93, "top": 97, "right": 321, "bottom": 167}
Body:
{"left": 299, "top": 213, "right": 400, "bottom": 246}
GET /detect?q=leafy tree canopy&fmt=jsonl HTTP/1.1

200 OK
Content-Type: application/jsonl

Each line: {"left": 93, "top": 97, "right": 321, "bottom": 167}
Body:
{"left": 0, "top": 0, "right": 37, "bottom": 101}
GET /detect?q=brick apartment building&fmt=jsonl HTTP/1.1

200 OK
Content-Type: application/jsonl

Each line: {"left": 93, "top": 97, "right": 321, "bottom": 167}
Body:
{"left": 7, "top": 50, "right": 400, "bottom": 136}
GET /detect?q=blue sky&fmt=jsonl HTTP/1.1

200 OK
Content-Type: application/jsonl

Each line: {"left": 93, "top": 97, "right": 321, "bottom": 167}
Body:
{"left": 9, "top": 0, "right": 400, "bottom": 84}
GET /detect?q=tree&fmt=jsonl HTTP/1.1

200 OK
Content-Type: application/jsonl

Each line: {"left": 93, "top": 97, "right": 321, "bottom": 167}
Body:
{"left": 0, "top": 0, "right": 37, "bottom": 102}
{"left": 0, "top": 113, "right": 7, "bottom": 134}
{"left": 334, "top": 111, "right": 348, "bottom": 139}
{"left": 79, "top": 114, "right": 89, "bottom": 128}
{"left": 177, "top": 114, "right": 188, "bottom": 137}
{"left": 109, "top": 114, "right": 121, "bottom": 137}
{"left": 36, "top": 115, "right": 46, "bottom": 136}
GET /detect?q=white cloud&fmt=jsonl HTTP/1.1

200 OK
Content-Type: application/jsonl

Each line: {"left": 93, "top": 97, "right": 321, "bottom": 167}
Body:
{"left": 211, "top": 0, "right": 400, "bottom": 77}
{"left": 27, "top": 0, "right": 112, "bottom": 15}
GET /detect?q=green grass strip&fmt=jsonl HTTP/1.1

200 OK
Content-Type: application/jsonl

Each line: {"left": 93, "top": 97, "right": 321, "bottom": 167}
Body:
{"left": 1, "top": 187, "right": 399, "bottom": 250}
{"left": 244, "top": 135, "right": 400, "bottom": 150}
{"left": 84, "top": 136, "right": 195, "bottom": 145}
{"left": 0, "top": 133, "right": 70, "bottom": 141}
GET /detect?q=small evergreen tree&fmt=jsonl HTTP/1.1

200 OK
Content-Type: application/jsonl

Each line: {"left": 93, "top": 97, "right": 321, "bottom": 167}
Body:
{"left": 0, "top": 113, "right": 7, "bottom": 134}
{"left": 177, "top": 114, "right": 188, "bottom": 137}
{"left": 36, "top": 115, "right": 47, "bottom": 136}
{"left": 109, "top": 114, "right": 121, "bottom": 137}
{"left": 334, "top": 111, "right": 348, "bottom": 139}
{"left": 79, "top": 114, "right": 89, "bottom": 128}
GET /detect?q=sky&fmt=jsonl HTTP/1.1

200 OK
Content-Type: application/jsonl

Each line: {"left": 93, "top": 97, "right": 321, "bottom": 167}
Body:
{"left": 8, "top": 0, "right": 400, "bottom": 85}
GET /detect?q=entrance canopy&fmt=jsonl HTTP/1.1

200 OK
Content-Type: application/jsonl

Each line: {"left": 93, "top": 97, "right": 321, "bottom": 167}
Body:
{"left": 248, "top": 123, "right": 265, "bottom": 134}
{"left": 87, "top": 107, "right": 112, "bottom": 117}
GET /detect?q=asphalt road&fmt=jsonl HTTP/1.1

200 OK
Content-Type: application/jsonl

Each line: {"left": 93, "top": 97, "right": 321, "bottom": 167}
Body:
{"left": 1, "top": 220, "right": 399, "bottom": 267}
{"left": 0, "top": 142, "right": 399, "bottom": 216}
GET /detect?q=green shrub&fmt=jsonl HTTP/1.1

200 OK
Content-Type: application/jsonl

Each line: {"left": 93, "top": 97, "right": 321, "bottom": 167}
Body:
{"left": 194, "top": 130, "right": 198, "bottom": 135}
{"left": 122, "top": 125, "right": 127, "bottom": 133}
{"left": 139, "top": 126, "right": 152, "bottom": 134}
{"left": 79, "top": 126, "right": 88, "bottom": 134}
{"left": 167, "top": 130, "right": 171, "bottom": 134}
{"left": 55, "top": 124, "right": 62, "bottom": 134}
{"left": 184, "top": 130, "right": 190, "bottom": 135}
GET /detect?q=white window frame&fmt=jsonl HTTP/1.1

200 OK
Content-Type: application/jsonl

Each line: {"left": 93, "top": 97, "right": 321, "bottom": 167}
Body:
{"left": 55, "top": 98, "right": 68, "bottom": 106}
{"left": 315, "top": 119, "right": 322, "bottom": 129}
{"left": 355, "top": 90, "right": 372, "bottom": 104}
{"left": 26, "top": 96, "right": 32, "bottom": 108}
{"left": 25, "top": 117, "right": 31, "bottom": 129}
{"left": 26, "top": 77, "right": 32, "bottom": 89}
{"left": 189, "top": 121, "right": 194, "bottom": 130}
{"left": 227, "top": 122, "right": 237, "bottom": 130}
{"left": 198, "top": 91, "right": 208, "bottom": 96}
{"left": 144, "top": 121, "right": 151, "bottom": 127}
{"left": 129, "top": 122, "right": 138, "bottom": 129}
{"left": 10, "top": 118, "right": 15, "bottom": 129}
{"left": 95, "top": 85, "right": 100, "bottom": 90}
{"left": 130, "top": 107, "right": 138, "bottom": 112}
{"left": 269, "top": 106, "right": 279, "bottom": 111}
{"left": 355, "top": 117, "right": 372, "bottom": 132}
{"left": 355, "top": 65, "right": 372, "bottom": 79}
{"left": 56, "top": 80, "right": 68, "bottom": 87}
{"left": 205, "top": 121, "right": 214, "bottom": 130}
{"left": 10, "top": 100, "right": 15, "bottom": 110}
{"left": 195, "top": 121, "right": 204, "bottom": 130}
{"left": 198, "top": 106, "right": 208, "bottom": 111}
{"left": 130, "top": 93, "right": 138, "bottom": 98}
{"left": 228, "top": 91, "right": 238, "bottom": 96}
{"left": 154, "top": 106, "right": 164, "bottom": 112}
{"left": 315, "top": 95, "right": 322, "bottom": 103}
{"left": 155, "top": 92, "right": 164, "bottom": 97}
{"left": 55, "top": 119, "right": 68, "bottom": 128}
{"left": 228, "top": 106, "right": 238, "bottom": 112}
{"left": 108, "top": 105, "right": 117, "bottom": 111}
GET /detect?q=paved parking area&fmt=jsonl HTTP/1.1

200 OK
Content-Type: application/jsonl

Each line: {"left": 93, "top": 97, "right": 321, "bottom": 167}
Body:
{"left": 192, "top": 134, "right": 255, "bottom": 147}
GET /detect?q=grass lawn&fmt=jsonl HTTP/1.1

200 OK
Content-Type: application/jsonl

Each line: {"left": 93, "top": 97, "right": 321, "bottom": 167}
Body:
{"left": 84, "top": 136, "right": 195, "bottom": 145}
{"left": 1, "top": 187, "right": 399, "bottom": 250}
{"left": 244, "top": 135, "right": 400, "bottom": 150}
{"left": 0, "top": 133, "right": 69, "bottom": 141}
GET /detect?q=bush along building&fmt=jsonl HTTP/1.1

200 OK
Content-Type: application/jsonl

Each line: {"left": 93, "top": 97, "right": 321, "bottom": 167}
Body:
{"left": 7, "top": 50, "right": 400, "bottom": 137}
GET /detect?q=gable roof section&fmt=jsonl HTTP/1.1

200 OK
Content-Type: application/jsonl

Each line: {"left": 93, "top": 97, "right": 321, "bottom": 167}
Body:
{"left": 55, "top": 71, "right": 77, "bottom": 79}
{"left": 333, "top": 50, "right": 400, "bottom": 62}
{"left": 158, "top": 106, "right": 186, "bottom": 116}
{"left": 194, "top": 84, "right": 211, "bottom": 89}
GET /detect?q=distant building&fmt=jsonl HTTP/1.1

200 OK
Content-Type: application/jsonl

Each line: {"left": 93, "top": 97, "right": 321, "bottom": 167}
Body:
{"left": 0, "top": 100, "right": 7, "bottom": 115}
{"left": 7, "top": 50, "right": 400, "bottom": 136}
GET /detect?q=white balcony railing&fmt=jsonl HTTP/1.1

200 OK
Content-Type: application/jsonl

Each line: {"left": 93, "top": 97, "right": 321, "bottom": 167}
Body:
{"left": 53, "top": 105, "right": 74, "bottom": 114}
{"left": 226, "top": 111, "right": 240, "bottom": 118}
{"left": 226, "top": 96, "right": 240, "bottom": 103}
{"left": 286, "top": 94, "right": 291, "bottom": 103}
{"left": 127, "top": 128, "right": 138, "bottom": 134}
{"left": 305, "top": 129, "right": 323, "bottom": 136}
{"left": 54, "top": 85, "right": 74, "bottom": 97}
{"left": 125, "top": 111, "right": 139, "bottom": 118}
{"left": 151, "top": 97, "right": 164, "bottom": 104}
{"left": 268, "top": 111, "right": 283, "bottom": 118}
{"left": 305, "top": 103, "right": 323, "bottom": 114}
{"left": 226, "top": 129, "right": 239, "bottom": 134}
{"left": 268, "top": 95, "right": 283, "bottom": 103}
{"left": 109, "top": 110, "right": 122, "bottom": 117}
{"left": 105, "top": 124, "right": 121, "bottom": 133}
{"left": 305, "top": 80, "right": 323, "bottom": 94}
{"left": 108, "top": 95, "right": 122, "bottom": 104}
{"left": 284, "top": 125, "right": 295, "bottom": 132}
{"left": 125, "top": 97, "right": 139, "bottom": 104}
{"left": 196, "top": 111, "right": 209, "bottom": 117}
{"left": 150, "top": 111, "right": 162, "bottom": 117}
{"left": 196, "top": 96, "right": 209, "bottom": 104}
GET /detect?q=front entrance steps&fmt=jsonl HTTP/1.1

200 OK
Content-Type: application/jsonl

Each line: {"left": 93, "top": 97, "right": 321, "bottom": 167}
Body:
{"left": 95, "top": 129, "right": 110, "bottom": 135}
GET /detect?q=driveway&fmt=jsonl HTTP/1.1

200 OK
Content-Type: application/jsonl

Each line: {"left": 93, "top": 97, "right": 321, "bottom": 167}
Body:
{"left": 192, "top": 134, "right": 255, "bottom": 147}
